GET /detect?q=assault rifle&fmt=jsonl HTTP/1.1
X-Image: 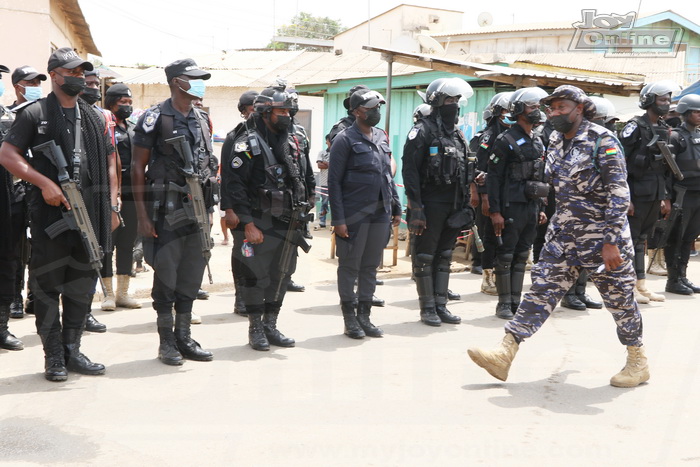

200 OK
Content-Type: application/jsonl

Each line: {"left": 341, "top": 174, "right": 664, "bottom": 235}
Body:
{"left": 648, "top": 185, "right": 687, "bottom": 272}
{"left": 165, "top": 135, "right": 214, "bottom": 284}
{"left": 33, "top": 140, "right": 106, "bottom": 295}
{"left": 274, "top": 202, "right": 313, "bottom": 302}
{"left": 649, "top": 131, "right": 684, "bottom": 180}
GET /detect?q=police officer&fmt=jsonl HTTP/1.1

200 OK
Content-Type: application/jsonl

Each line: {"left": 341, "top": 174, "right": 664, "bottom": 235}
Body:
{"left": 487, "top": 87, "right": 549, "bottom": 319}
{"left": 0, "top": 48, "right": 120, "bottom": 381}
{"left": 402, "top": 77, "right": 474, "bottom": 326}
{"left": 220, "top": 86, "right": 314, "bottom": 351}
{"left": 474, "top": 92, "right": 513, "bottom": 296}
{"left": 102, "top": 83, "right": 141, "bottom": 310}
{"left": 132, "top": 58, "right": 215, "bottom": 366}
{"left": 665, "top": 94, "right": 700, "bottom": 295}
{"left": 326, "top": 84, "right": 369, "bottom": 144}
{"left": 220, "top": 90, "right": 259, "bottom": 317}
{"left": 619, "top": 81, "right": 681, "bottom": 304}
{"left": 469, "top": 85, "right": 648, "bottom": 388}
{"left": 329, "top": 89, "right": 401, "bottom": 339}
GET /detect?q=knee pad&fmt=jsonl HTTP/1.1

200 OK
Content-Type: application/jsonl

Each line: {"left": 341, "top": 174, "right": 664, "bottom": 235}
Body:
{"left": 414, "top": 253, "right": 434, "bottom": 276}
{"left": 495, "top": 254, "right": 513, "bottom": 274}
{"left": 512, "top": 250, "right": 529, "bottom": 274}
{"left": 436, "top": 249, "right": 453, "bottom": 272}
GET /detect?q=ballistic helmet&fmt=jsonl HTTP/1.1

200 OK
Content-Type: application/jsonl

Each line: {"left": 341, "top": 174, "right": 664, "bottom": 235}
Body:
{"left": 425, "top": 77, "right": 473, "bottom": 107}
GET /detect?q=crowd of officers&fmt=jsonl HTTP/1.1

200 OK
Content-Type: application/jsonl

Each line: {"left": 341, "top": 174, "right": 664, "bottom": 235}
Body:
{"left": 1, "top": 47, "right": 699, "bottom": 389}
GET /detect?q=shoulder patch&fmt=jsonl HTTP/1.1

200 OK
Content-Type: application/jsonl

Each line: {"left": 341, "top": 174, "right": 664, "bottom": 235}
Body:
{"left": 235, "top": 141, "right": 249, "bottom": 152}
{"left": 408, "top": 127, "right": 419, "bottom": 140}
{"left": 621, "top": 121, "right": 637, "bottom": 138}
{"left": 516, "top": 137, "right": 526, "bottom": 146}
{"left": 231, "top": 156, "right": 243, "bottom": 169}
{"left": 141, "top": 109, "right": 159, "bottom": 133}
{"left": 489, "top": 154, "right": 500, "bottom": 164}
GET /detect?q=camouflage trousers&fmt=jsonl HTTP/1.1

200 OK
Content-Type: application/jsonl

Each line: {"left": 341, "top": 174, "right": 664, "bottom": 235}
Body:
{"left": 505, "top": 230, "right": 643, "bottom": 346}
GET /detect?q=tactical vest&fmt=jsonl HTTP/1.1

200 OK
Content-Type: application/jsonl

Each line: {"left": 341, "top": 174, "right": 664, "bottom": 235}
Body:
{"left": 0, "top": 106, "right": 14, "bottom": 143}
{"left": 675, "top": 126, "right": 700, "bottom": 180}
{"left": 499, "top": 132, "right": 545, "bottom": 182}
{"left": 630, "top": 116, "right": 669, "bottom": 176}
{"left": 418, "top": 118, "right": 469, "bottom": 186}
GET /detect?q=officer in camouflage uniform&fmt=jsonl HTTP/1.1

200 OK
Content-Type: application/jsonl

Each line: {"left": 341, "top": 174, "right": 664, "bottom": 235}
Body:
{"left": 469, "top": 85, "right": 649, "bottom": 389}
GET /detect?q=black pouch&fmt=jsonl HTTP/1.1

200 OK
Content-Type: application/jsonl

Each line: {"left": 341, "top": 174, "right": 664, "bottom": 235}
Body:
{"left": 524, "top": 181, "right": 550, "bottom": 200}
{"left": 446, "top": 206, "right": 475, "bottom": 229}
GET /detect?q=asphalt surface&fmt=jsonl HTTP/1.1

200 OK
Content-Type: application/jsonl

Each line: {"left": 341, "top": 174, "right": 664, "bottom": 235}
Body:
{"left": 1, "top": 228, "right": 699, "bottom": 466}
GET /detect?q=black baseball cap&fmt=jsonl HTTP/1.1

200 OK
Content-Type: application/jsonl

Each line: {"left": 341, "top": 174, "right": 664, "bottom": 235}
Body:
{"left": 164, "top": 58, "right": 211, "bottom": 82}
{"left": 11, "top": 66, "right": 47, "bottom": 85}
{"left": 47, "top": 47, "right": 94, "bottom": 72}
{"left": 343, "top": 84, "right": 369, "bottom": 109}
{"left": 0, "top": 64, "right": 9, "bottom": 75}
{"left": 349, "top": 89, "right": 385, "bottom": 111}
{"left": 106, "top": 83, "right": 132, "bottom": 97}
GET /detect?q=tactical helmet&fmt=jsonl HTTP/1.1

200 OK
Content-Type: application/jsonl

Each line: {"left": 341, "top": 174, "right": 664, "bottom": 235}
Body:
{"left": 425, "top": 77, "right": 473, "bottom": 107}
{"left": 589, "top": 96, "right": 616, "bottom": 121}
{"left": 254, "top": 86, "right": 294, "bottom": 114}
{"left": 489, "top": 91, "right": 514, "bottom": 118}
{"left": 508, "top": 87, "right": 548, "bottom": 116}
{"left": 287, "top": 87, "right": 300, "bottom": 115}
{"left": 639, "top": 80, "right": 682, "bottom": 109}
{"left": 676, "top": 93, "right": 700, "bottom": 114}
{"left": 238, "top": 90, "right": 259, "bottom": 112}
{"left": 413, "top": 103, "right": 432, "bottom": 121}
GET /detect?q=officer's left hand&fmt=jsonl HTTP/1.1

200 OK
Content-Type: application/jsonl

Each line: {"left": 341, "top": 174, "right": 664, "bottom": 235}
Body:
{"left": 475, "top": 172, "right": 486, "bottom": 186}
{"left": 391, "top": 215, "right": 401, "bottom": 227}
{"left": 602, "top": 243, "right": 623, "bottom": 271}
{"left": 660, "top": 199, "right": 671, "bottom": 219}
{"left": 225, "top": 209, "right": 240, "bottom": 229}
{"left": 538, "top": 212, "right": 547, "bottom": 225}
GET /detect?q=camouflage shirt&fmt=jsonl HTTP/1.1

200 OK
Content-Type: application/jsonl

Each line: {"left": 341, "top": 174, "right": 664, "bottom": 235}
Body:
{"left": 545, "top": 119, "right": 631, "bottom": 248}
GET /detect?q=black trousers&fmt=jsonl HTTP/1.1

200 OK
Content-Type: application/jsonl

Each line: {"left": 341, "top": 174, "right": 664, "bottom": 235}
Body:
{"left": 29, "top": 228, "right": 95, "bottom": 334}
{"left": 101, "top": 191, "right": 138, "bottom": 277}
{"left": 665, "top": 189, "right": 700, "bottom": 268}
{"left": 335, "top": 206, "right": 390, "bottom": 303}
{"left": 144, "top": 219, "right": 206, "bottom": 314}
{"left": 0, "top": 210, "right": 26, "bottom": 305}
{"left": 232, "top": 214, "right": 297, "bottom": 309}
{"left": 497, "top": 201, "right": 538, "bottom": 258}
{"left": 628, "top": 198, "right": 661, "bottom": 278}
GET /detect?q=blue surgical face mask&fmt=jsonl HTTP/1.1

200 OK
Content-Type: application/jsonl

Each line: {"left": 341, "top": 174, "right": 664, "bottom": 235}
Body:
{"left": 178, "top": 78, "right": 205, "bottom": 99}
{"left": 0, "top": 81, "right": 5, "bottom": 97}
{"left": 503, "top": 115, "right": 516, "bottom": 125}
{"left": 21, "top": 85, "right": 43, "bottom": 101}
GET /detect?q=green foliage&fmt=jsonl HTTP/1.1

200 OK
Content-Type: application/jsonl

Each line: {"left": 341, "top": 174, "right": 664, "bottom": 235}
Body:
{"left": 267, "top": 12, "right": 346, "bottom": 51}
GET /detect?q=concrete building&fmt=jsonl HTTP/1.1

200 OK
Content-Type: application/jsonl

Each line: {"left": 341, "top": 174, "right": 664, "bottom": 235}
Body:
{"left": 0, "top": 0, "right": 99, "bottom": 106}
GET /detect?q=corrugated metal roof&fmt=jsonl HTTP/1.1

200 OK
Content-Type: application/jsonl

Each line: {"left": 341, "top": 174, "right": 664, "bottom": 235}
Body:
{"left": 432, "top": 21, "right": 575, "bottom": 38}
{"left": 55, "top": 0, "right": 100, "bottom": 56}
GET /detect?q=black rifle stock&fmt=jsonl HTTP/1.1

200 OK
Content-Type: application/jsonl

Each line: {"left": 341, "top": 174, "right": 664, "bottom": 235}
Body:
{"left": 648, "top": 185, "right": 687, "bottom": 271}
{"left": 273, "top": 203, "right": 312, "bottom": 302}
{"left": 165, "top": 135, "right": 214, "bottom": 284}
{"left": 33, "top": 140, "right": 106, "bottom": 295}
{"left": 656, "top": 139, "right": 684, "bottom": 181}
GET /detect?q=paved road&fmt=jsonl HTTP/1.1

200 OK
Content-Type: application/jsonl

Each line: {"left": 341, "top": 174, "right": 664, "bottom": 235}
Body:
{"left": 1, "top": 229, "right": 699, "bottom": 465}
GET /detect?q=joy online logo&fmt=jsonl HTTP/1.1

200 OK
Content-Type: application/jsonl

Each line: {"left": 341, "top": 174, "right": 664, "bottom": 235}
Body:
{"left": 569, "top": 10, "right": 683, "bottom": 56}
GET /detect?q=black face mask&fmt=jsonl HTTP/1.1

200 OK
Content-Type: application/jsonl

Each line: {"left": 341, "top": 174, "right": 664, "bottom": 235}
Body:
{"left": 272, "top": 115, "right": 291, "bottom": 132}
{"left": 364, "top": 107, "right": 381, "bottom": 127}
{"left": 59, "top": 75, "right": 86, "bottom": 97}
{"left": 114, "top": 104, "right": 133, "bottom": 120}
{"left": 550, "top": 113, "right": 576, "bottom": 134}
{"left": 439, "top": 103, "right": 459, "bottom": 126}
{"left": 81, "top": 87, "right": 101, "bottom": 105}
{"left": 525, "top": 109, "right": 542, "bottom": 124}
{"left": 652, "top": 103, "right": 670, "bottom": 116}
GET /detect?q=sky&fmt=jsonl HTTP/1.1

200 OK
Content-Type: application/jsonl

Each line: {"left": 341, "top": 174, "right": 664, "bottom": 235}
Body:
{"left": 78, "top": 0, "right": 700, "bottom": 66}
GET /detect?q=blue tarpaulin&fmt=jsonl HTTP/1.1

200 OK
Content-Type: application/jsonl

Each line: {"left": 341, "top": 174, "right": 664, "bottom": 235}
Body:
{"left": 674, "top": 80, "right": 700, "bottom": 101}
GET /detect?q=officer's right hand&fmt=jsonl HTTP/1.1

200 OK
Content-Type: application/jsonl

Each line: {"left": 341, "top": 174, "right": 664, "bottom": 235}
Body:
{"left": 137, "top": 215, "right": 157, "bottom": 238}
{"left": 41, "top": 181, "right": 70, "bottom": 210}
{"left": 244, "top": 222, "right": 264, "bottom": 244}
{"left": 480, "top": 193, "right": 490, "bottom": 217}
{"left": 335, "top": 224, "right": 349, "bottom": 238}
{"left": 490, "top": 212, "right": 505, "bottom": 236}
{"left": 225, "top": 209, "right": 240, "bottom": 229}
{"left": 627, "top": 201, "right": 635, "bottom": 216}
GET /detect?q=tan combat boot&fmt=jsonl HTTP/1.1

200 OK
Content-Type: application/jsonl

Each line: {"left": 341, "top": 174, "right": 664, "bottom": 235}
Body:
{"left": 647, "top": 249, "right": 668, "bottom": 276}
{"left": 633, "top": 286, "right": 650, "bottom": 304}
{"left": 610, "top": 345, "right": 650, "bottom": 388}
{"left": 468, "top": 333, "right": 519, "bottom": 381}
{"left": 115, "top": 275, "right": 142, "bottom": 309}
{"left": 101, "top": 277, "right": 116, "bottom": 311}
{"left": 481, "top": 269, "right": 498, "bottom": 296}
{"left": 636, "top": 278, "right": 665, "bottom": 302}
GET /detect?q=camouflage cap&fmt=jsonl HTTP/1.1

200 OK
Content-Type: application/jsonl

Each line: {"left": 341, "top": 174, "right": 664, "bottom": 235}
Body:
{"left": 541, "top": 85, "right": 596, "bottom": 119}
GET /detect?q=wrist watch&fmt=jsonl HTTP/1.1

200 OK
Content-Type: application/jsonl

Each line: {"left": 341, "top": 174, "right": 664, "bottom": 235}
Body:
{"left": 111, "top": 205, "right": 120, "bottom": 213}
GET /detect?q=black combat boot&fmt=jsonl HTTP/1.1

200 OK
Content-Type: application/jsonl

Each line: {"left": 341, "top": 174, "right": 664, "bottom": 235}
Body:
{"left": 680, "top": 264, "right": 700, "bottom": 293}
{"left": 341, "top": 301, "right": 365, "bottom": 339}
{"left": 9, "top": 296, "right": 23, "bottom": 319}
{"left": 435, "top": 304, "right": 461, "bottom": 324}
{"left": 415, "top": 253, "right": 441, "bottom": 326}
{"left": 494, "top": 268, "right": 514, "bottom": 320}
{"left": 40, "top": 332, "right": 67, "bottom": 382}
{"left": 233, "top": 276, "right": 247, "bottom": 316}
{"left": 0, "top": 304, "right": 24, "bottom": 350}
{"left": 434, "top": 249, "right": 460, "bottom": 324}
{"left": 247, "top": 308, "right": 270, "bottom": 351}
{"left": 24, "top": 291, "right": 35, "bottom": 315}
{"left": 447, "top": 289, "right": 461, "bottom": 301}
{"left": 666, "top": 267, "right": 694, "bottom": 295}
{"left": 174, "top": 313, "right": 213, "bottom": 361}
{"left": 63, "top": 327, "right": 105, "bottom": 375}
{"left": 575, "top": 271, "right": 602, "bottom": 309}
{"left": 156, "top": 313, "right": 183, "bottom": 366}
{"left": 356, "top": 301, "right": 383, "bottom": 337}
{"left": 561, "top": 287, "right": 587, "bottom": 311}
{"left": 84, "top": 313, "right": 107, "bottom": 333}
{"left": 263, "top": 303, "right": 295, "bottom": 347}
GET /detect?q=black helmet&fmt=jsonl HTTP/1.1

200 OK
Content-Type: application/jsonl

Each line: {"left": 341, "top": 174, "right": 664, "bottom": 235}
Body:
{"left": 238, "top": 90, "right": 259, "bottom": 112}
{"left": 254, "top": 87, "right": 294, "bottom": 114}
{"left": 425, "top": 77, "right": 473, "bottom": 107}
{"left": 413, "top": 103, "right": 431, "bottom": 121}
{"left": 489, "top": 91, "right": 514, "bottom": 119}
{"left": 589, "top": 96, "right": 616, "bottom": 121}
{"left": 676, "top": 94, "right": 700, "bottom": 114}
{"left": 639, "top": 80, "right": 681, "bottom": 109}
{"left": 343, "top": 84, "right": 369, "bottom": 110}
{"left": 508, "top": 87, "right": 548, "bottom": 116}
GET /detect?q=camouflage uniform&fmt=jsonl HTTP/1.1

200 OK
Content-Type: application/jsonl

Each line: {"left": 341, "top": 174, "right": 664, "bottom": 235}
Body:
{"left": 505, "top": 118, "right": 643, "bottom": 347}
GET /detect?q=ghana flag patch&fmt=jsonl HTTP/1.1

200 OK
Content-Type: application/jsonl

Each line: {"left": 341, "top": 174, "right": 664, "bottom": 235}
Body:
{"left": 605, "top": 148, "right": 617, "bottom": 156}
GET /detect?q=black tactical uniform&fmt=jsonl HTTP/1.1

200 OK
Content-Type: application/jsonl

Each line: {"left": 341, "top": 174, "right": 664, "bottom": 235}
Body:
{"left": 488, "top": 122, "right": 546, "bottom": 319}
{"left": 403, "top": 77, "right": 474, "bottom": 326}
{"left": 325, "top": 84, "right": 368, "bottom": 144}
{"left": 220, "top": 89, "right": 314, "bottom": 351}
